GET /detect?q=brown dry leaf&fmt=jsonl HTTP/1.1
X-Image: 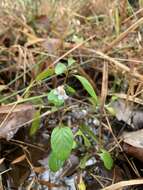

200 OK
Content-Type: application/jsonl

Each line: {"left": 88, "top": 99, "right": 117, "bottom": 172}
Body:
{"left": 123, "top": 129, "right": 143, "bottom": 149}
{"left": 11, "top": 154, "right": 26, "bottom": 164}
{"left": 112, "top": 99, "right": 143, "bottom": 129}
{"left": 41, "top": 38, "right": 63, "bottom": 57}
{"left": 123, "top": 143, "right": 143, "bottom": 162}
{"left": 122, "top": 129, "right": 143, "bottom": 162}
{"left": 0, "top": 104, "right": 35, "bottom": 140}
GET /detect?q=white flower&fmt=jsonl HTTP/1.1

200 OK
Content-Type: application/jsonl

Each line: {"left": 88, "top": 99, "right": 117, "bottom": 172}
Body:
{"left": 54, "top": 85, "right": 69, "bottom": 101}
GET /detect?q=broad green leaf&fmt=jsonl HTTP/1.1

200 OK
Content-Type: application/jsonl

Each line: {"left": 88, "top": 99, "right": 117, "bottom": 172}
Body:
{"left": 48, "top": 89, "right": 64, "bottom": 106}
{"left": 68, "top": 57, "right": 76, "bottom": 66}
{"left": 48, "top": 152, "right": 64, "bottom": 172}
{"left": 30, "top": 110, "right": 40, "bottom": 136}
{"left": 36, "top": 68, "right": 54, "bottom": 81}
{"left": 51, "top": 126, "right": 74, "bottom": 160}
{"left": 99, "top": 149, "right": 113, "bottom": 170}
{"left": 74, "top": 75, "right": 98, "bottom": 104}
{"left": 55, "top": 63, "right": 67, "bottom": 75}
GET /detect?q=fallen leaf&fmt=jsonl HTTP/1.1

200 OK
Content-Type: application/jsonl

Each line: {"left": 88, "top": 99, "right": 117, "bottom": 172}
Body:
{"left": 123, "top": 143, "right": 143, "bottom": 162}
{"left": 122, "top": 129, "right": 143, "bottom": 162}
{"left": 0, "top": 104, "right": 35, "bottom": 140}
{"left": 112, "top": 99, "right": 143, "bottom": 129}
{"left": 123, "top": 129, "right": 143, "bottom": 149}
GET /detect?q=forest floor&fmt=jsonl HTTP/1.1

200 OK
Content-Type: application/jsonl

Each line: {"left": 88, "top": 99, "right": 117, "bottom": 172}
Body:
{"left": 1, "top": 0, "right": 143, "bottom": 189}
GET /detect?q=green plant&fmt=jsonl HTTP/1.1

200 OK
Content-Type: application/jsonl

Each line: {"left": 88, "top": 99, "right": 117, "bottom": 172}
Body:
{"left": 99, "top": 149, "right": 113, "bottom": 170}
{"left": 74, "top": 75, "right": 98, "bottom": 105}
{"left": 48, "top": 125, "right": 74, "bottom": 172}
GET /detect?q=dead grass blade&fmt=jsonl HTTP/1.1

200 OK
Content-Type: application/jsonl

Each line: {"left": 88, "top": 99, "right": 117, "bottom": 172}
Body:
{"left": 100, "top": 62, "right": 108, "bottom": 111}
{"left": 89, "top": 49, "right": 143, "bottom": 81}
{"left": 103, "top": 17, "right": 143, "bottom": 53}
{"left": 99, "top": 62, "right": 108, "bottom": 144}
{"left": 109, "top": 93, "right": 143, "bottom": 105}
{"left": 102, "top": 178, "right": 143, "bottom": 190}
{"left": 11, "top": 154, "right": 26, "bottom": 164}
{"left": 0, "top": 158, "right": 5, "bottom": 165}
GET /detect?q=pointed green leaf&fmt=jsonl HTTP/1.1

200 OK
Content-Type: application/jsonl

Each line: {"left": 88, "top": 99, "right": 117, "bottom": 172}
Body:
{"left": 99, "top": 149, "right": 113, "bottom": 170}
{"left": 48, "top": 152, "right": 64, "bottom": 172}
{"left": 36, "top": 68, "right": 54, "bottom": 81}
{"left": 51, "top": 126, "right": 74, "bottom": 160}
{"left": 74, "top": 75, "right": 98, "bottom": 104}
{"left": 105, "top": 106, "right": 116, "bottom": 116}
{"left": 30, "top": 110, "right": 40, "bottom": 136}
{"left": 68, "top": 57, "right": 76, "bottom": 66}
{"left": 55, "top": 63, "right": 67, "bottom": 75}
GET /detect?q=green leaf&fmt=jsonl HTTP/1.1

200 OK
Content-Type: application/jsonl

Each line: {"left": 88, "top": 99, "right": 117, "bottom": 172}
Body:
{"left": 105, "top": 106, "right": 116, "bottom": 116}
{"left": 75, "top": 129, "right": 91, "bottom": 148}
{"left": 48, "top": 89, "right": 64, "bottom": 106}
{"left": 79, "top": 155, "right": 90, "bottom": 169}
{"left": 48, "top": 152, "right": 64, "bottom": 172}
{"left": 72, "top": 141, "right": 77, "bottom": 149}
{"left": 68, "top": 57, "right": 76, "bottom": 66}
{"left": 51, "top": 125, "right": 74, "bottom": 160}
{"left": 80, "top": 125, "right": 98, "bottom": 143}
{"left": 72, "top": 35, "right": 84, "bottom": 44}
{"left": 74, "top": 75, "right": 98, "bottom": 104}
{"left": 30, "top": 110, "right": 40, "bottom": 136}
{"left": 55, "top": 63, "right": 67, "bottom": 75}
{"left": 65, "top": 85, "right": 76, "bottom": 95}
{"left": 111, "top": 95, "right": 118, "bottom": 101}
{"left": 36, "top": 68, "right": 54, "bottom": 81}
{"left": 99, "top": 149, "right": 113, "bottom": 170}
